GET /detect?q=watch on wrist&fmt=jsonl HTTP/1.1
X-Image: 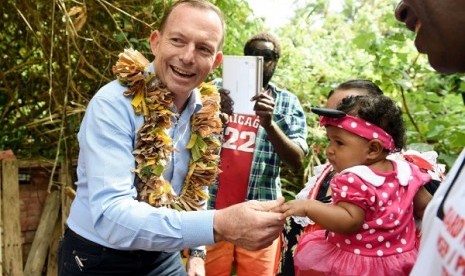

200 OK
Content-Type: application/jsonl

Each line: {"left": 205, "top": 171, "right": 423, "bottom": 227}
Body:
{"left": 189, "top": 249, "right": 206, "bottom": 260}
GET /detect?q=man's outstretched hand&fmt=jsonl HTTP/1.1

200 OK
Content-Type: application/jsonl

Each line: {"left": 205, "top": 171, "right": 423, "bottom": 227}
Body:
{"left": 213, "top": 198, "right": 285, "bottom": 251}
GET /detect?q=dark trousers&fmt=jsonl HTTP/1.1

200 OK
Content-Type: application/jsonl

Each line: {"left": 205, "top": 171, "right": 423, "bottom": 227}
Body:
{"left": 58, "top": 228, "right": 187, "bottom": 276}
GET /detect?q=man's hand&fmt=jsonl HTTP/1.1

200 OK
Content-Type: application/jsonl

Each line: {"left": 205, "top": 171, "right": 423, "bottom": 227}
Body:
{"left": 186, "top": 256, "right": 205, "bottom": 276}
{"left": 252, "top": 92, "right": 275, "bottom": 129}
{"left": 213, "top": 198, "right": 286, "bottom": 251}
{"left": 251, "top": 91, "right": 305, "bottom": 171}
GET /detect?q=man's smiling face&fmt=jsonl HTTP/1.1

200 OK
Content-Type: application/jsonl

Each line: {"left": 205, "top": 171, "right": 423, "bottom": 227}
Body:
{"left": 150, "top": 3, "right": 223, "bottom": 99}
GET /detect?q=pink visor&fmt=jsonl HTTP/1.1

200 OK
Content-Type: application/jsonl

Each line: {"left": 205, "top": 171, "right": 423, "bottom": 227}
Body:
{"left": 320, "top": 115, "right": 396, "bottom": 152}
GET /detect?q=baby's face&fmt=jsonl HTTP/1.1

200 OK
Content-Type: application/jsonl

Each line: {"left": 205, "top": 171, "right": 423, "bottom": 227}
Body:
{"left": 325, "top": 126, "right": 370, "bottom": 173}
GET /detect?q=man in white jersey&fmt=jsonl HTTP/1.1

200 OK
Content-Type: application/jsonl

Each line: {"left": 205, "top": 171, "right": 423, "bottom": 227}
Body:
{"left": 395, "top": 1, "right": 465, "bottom": 275}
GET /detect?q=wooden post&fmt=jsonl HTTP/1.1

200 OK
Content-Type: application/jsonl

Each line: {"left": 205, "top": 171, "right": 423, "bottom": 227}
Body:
{"left": 47, "top": 159, "right": 73, "bottom": 275}
{"left": 46, "top": 219, "right": 61, "bottom": 276}
{"left": 60, "top": 159, "right": 74, "bottom": 229}
{"left": 1, "top": 159, "right": 24, "bottom": 276}
{"left": 0, "top": 162, "right": 4, "bottom": 275}
{"left": 23, "top": 190, "right": 60, "bottom": 276}
{"left": 0, "top": 162, "right": 3, "bottom": 276}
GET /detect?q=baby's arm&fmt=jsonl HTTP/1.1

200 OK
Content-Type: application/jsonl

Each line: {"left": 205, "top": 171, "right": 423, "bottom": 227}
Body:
{"left": 279, "top": 199, "right": 365, "bottom": 235}
{"left": 413, "top": 186, "right": 432, "bottom": 219}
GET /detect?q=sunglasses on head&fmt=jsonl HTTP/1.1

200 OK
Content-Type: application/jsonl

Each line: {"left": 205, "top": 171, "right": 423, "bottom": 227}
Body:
{"left": 247, "top": 49, "right": 279, "bottom": 61}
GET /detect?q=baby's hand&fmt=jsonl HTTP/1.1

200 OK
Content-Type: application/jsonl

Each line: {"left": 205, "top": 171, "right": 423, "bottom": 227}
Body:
{"left": 270, "top": 204, "right": 286, "bottom": 214}
{"left": 278, "top": 199, "right": 309, "bottom": 219}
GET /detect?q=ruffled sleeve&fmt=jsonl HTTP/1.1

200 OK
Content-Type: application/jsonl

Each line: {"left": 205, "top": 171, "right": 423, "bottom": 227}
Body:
{"left": 330, "top": 172, "right": 376, "bottom": 212}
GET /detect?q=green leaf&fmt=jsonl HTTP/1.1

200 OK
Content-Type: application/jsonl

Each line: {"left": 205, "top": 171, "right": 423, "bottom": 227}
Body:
{"left": 140, "top": 166, "right": 152, "bottom": 177}
{"left": 191, "top": 136, "right": 207, "bottom": 162}
{"left": 152, "top": 164, "right": 164, "bottom": 177}
{"left": 19, "top": 47, "right": 27, "bottom": 58}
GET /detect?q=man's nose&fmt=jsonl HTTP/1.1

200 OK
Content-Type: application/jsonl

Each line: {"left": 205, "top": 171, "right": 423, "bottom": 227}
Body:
{"left": 394, "top": 1, "right": 408, "bottom": 23}
{"left": 180, "top": 44, "right": 195, "bottom": 64}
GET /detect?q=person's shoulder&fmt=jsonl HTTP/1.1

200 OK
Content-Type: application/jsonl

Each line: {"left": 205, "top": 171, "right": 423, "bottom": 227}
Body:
{"left": 270, "top": 83, "right": 299, "bottom": 99}
{"left": 331, "top": 169, "right": 375, "bottom": 195}
{"left": 93, "top": 79, "right": 128, "bottom": 99}
{"left": 87, "top": 79, "right": 134, "bottom": 113}
{"left": 336, "top": 167, "right": 368, "bottom": 180}
{"left": 338, "top": 165, "right": 385, "bottom": 187}
{"left": 388, "top": 150, "right": 446, "bottom": 181}
{"left": 402, "top": 159, "right": 432, "bottom": 185}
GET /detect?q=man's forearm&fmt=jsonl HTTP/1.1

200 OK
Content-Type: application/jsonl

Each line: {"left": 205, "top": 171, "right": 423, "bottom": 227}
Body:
{"left": 263, "top": 121, "right": 305, "bottom": 170}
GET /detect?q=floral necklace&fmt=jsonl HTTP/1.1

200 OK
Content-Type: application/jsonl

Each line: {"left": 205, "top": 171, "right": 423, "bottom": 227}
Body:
{"left": 112, "top": 49, "right": 223, "bottom": 211}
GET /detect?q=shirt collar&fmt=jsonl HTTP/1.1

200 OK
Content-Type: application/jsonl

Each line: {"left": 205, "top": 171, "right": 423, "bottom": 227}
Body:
{"left": 185, "top": 88, "right": 203, "bottom": 115}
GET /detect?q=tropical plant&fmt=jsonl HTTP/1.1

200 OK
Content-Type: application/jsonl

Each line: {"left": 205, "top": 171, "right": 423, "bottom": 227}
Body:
{"left": 2, "top": 0, "right": 464, "bottom": 196}
{"left": 269, "top": 0, "right": 464, "bottom": 195}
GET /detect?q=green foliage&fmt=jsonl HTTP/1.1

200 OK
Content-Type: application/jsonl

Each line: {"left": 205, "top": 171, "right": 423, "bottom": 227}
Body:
{"left": 1, "top": 0, "right": 464, "bottom": 195}
{"left": 209, "top": 0, "right": 262, "bottom": 79}
{"left": 2, "top": 0, "right": 161, "bottom": 158}
{"left": 273, "top": 0, "right": 465, "bottom": 193}
{"left": 271, "top": 0, "right": 464, "bottom": 192}
{"left": 0, "top": 0, "right": 261, "bottom": 159}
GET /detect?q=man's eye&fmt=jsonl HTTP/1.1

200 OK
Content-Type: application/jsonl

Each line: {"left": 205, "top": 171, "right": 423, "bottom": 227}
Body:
{"left": 199, "top": 46, "right": 213, "bottom": 55}
{"left": 171, "top": 38, "right": 183, "bottom": 45}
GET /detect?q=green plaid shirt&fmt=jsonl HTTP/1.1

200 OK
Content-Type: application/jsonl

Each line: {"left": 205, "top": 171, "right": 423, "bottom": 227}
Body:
{"left": 209, "top": 83, "right": 308, "bottom": 208}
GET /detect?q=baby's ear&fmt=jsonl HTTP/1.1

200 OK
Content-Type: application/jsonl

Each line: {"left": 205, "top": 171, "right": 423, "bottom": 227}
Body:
{"left": 367, "top": 139, "right": 385, "bottom": 159}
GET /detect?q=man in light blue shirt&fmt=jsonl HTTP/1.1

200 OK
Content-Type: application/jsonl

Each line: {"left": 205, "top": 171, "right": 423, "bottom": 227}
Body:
{"left": 57, "top": 1, "right": 285, "bottom": 275}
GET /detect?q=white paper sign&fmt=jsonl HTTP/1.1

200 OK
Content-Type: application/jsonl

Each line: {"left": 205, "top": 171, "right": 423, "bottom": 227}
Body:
{"left": 222, "top": 55, "right": 263, "bottom": 115}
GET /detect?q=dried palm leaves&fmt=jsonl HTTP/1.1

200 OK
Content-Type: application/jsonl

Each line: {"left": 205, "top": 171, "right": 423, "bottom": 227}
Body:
{"left": 113, "top": 48, "right": 222, "bottom": 211}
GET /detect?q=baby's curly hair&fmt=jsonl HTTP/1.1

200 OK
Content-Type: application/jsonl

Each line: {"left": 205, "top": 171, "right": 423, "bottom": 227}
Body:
{"left": 337, "top": 95, "right": 406, "bottom": 151}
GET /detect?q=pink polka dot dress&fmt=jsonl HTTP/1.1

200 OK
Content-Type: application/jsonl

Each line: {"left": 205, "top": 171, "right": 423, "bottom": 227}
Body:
{"left": 294, "top": 160, "right": 431, "bottom": 276}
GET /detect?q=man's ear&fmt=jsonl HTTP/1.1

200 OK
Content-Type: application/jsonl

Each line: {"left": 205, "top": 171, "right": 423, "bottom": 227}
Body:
{"left": 211, "top": 51, "right": 223, "bottom": 72}
{"left": 149, "top": 31, "right": 160, "bottom": 56}
{"left": 367, "top": 139, "right": 386, "bottom": 159}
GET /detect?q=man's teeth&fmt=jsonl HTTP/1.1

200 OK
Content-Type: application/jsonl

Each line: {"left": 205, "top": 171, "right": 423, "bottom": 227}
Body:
{"left": 173, "top": 67, "right": 192, "bottom": 76}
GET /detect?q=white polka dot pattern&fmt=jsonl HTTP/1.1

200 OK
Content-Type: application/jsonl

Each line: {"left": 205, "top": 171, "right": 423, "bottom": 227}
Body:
{"left": 326, "top": 162, "right": 427, "bottom": 257}
{"left": 319, "top": 113, "right": 396, "bottom": 151}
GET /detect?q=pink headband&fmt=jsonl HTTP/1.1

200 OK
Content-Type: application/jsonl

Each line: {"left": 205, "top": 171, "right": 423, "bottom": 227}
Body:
{"left": 320, "top": 115, "right": 396, "bottom": 151}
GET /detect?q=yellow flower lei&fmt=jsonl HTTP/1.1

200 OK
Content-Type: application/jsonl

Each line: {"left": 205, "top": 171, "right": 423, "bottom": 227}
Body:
{"left": 112, "top": 49, "right": 223, "bottom": 211}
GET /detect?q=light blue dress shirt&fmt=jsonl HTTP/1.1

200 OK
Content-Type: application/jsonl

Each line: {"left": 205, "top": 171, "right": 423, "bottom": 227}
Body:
{"left": 66, "top": 70, "right": 215, "bottom": 252}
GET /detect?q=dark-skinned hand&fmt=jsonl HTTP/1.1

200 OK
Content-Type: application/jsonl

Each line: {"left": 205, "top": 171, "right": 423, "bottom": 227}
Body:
{"left": 251, "top": 91, "right": 275, "bottom": 128}
{"left": 219, "top": 88, "right": 234, "bottom": 126}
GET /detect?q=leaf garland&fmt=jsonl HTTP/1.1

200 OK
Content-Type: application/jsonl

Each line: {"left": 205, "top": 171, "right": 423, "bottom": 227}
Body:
{"left": 112, "top": 48, "right": 222, "bottom": 211}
